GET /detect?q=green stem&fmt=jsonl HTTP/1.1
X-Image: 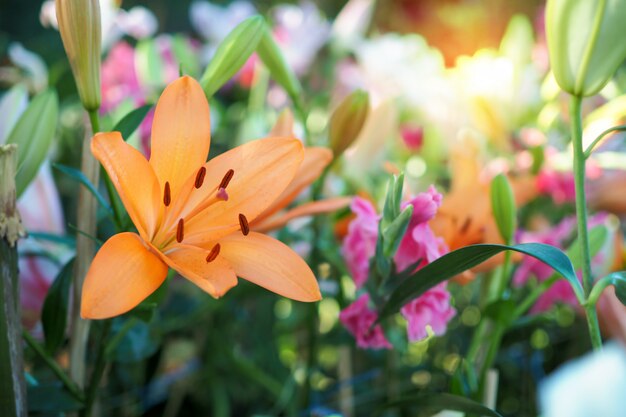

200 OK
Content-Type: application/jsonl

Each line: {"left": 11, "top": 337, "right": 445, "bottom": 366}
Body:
{"left": 583, "top": 124, "right": 626, "bottom": 159}
{"left": 512, "top": 276, "right": 559, "bottom": 319}
{"left": 479, "top": 324, "right": 505, "bottom": 397}
{"left": 69, "top": 109, "right": 101, "bottom": 387}
{"left": 82, "top": 321, "right": 112, "bottom": 417}
{"left": 23, "top": 331, "right": 84, "bottom": 402}
{"left": 0, "top": 145, "right": 26, "bottom": 417}
{"left": 570, "top": 95, "right": 603, "bottom": 351}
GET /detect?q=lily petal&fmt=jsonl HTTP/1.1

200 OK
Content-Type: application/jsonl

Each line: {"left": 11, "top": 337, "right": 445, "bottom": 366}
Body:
{"left": 254, "top": 147, "right": 333, "bottom": 224}
{"left": 92, "top": 132, "right": 160, "bottom": 240}
{"left": 218, "top": 232, "right": 321, "bottom": 302}
{"left": 81, "top": 233, "right": 168, "bottom": 319}
{"left": 158, "top": 244, "right": 238, "bottom": 298}
{"left": 269, "top": 108, "right": 294, "bottom": 136}
{"left": 149, "top": 76, "right": 211, "bottom": 199}
{"left": 252, "top": 197, "right": 352, "bottom": 232}
{"left": 182, "top": 137, "right": 304, "bottom": 243}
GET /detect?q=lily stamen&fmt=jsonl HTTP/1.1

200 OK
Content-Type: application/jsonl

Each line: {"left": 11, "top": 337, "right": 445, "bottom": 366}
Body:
{"left": 195, "top": 167, "right": 207, "bottom": 189}
{"left": 206, "top": 243, "right": 221, "bottom": 263}
{"left": 176, "top": 218, "right": 184, "bottom": 242}
{"left": 239, "top": 213, "right": 249, "bottom": 236}
{"left": 219, "top": 169, "right": 235, "bottom": 189}
{"left": 163, "top": 181, "right": 171, "bottom": 206}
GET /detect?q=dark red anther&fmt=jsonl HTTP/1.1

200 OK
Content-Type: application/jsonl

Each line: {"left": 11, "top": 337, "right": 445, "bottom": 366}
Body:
{"left": 206, "top": 243, "right": 221, "bottom": 263}
{"left": 195, "top": 167, "right": 207, "bottom": 189}
{"left": 219, "top": 169, "right": 235, "bottom": 190}
{"left": 460, "top": 218, "right": 472, "bottom": 234}
{"left": 238, "top": 213, "right": 249, "bottom": 236}
{"left": 163, "top": 181, "right": 171, "bottom": 206}
{"left": 176, "top": 218, "right": 184, "bottom": 243}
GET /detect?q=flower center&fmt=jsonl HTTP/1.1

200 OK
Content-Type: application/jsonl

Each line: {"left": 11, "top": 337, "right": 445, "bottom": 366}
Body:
{"left": 156, "top": 166, "right": 250, "bottom": 262}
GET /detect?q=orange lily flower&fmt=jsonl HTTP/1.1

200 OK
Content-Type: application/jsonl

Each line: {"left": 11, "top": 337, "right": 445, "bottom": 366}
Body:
{"left": 81, "top": 76, "right": 321, "bottom": 319}
{"left": 430, "top": 130, "right": 536, "bottom": 282}
{"left": 250, "top": 109, "right": 352, "bottom": 232}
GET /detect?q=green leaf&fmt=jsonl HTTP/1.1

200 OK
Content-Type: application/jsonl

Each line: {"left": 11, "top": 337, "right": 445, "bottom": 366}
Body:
{"left": 379, "top": 243, "right": 583, "bottom": 320}
{"left": 108, "top": 319, "right": 160, "bottom": 363}
{"left": 382, "top": 205, "right": 413, "bottom": 258}
{"left": 41, "top": 258, "right": 75, "bottom": 354}
{"left": 135, "top": 39, "right": 165, "bottom": 88}
{"left": 6, "top": 89, "right": 58, "bottom": 197}
{"left": 27, "top": 384, "right": 83, "bottom": 413}
{"left": 200, "top": 15, "right": 265, "bottom": 98}
{"left": 53, "top": 163, "right": 113, "bottom": 215}
{"left": 256, "top": 24, "right": 302, "bottom": 101}
{"left": 381, "top": 393, "right": 503, "bottom": 417}
{"left": 112, "top": 104, "right": 153, "bottom": 140}
{"left": 171, "top": 34, "right": 200, "bottom": 77}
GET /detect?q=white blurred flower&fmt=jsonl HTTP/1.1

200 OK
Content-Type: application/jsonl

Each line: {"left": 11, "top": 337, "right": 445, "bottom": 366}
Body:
{"left": 4, "top": 43, "right": 48, "bottom": 92}
{"left": 539, "top": 342, "right": 626, "bottom": 417}
{"left": 450, "top": 49, "right": 542, "bottom": 149}
{"left": 189, "top": 0, "right": 256, "bottom": 64}
{"left": 272, "top": 1, "right": 330, "bottom": 75}
{"left": 40, "top": 0, "right": 158, "bottom": 50}
{"left": 332, "top": 0, "right": 375, "bottom": 50}
{"left": 190, "top": 0, "right": 256, "bottom": 43}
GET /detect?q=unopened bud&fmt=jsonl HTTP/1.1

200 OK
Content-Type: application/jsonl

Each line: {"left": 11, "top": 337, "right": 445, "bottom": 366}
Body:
{"left": 329, "top": 90, "right": 369, "bottom": 156}
{"left": 200, "top": 15, "right": 264, "bottom": 98}
{"left": 490, "top": 174, "right": 517, "bottom": 244}
{"left": 56, "top": 0, "right": 101, "bottom": 110}
{"left": 547, "top": 0, "right": 626, "bottom": 97}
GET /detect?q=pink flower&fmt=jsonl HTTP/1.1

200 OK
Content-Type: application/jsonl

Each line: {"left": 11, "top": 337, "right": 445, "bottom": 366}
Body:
{"left": 341, "top": 187, "right": 455, "bottom": 347}
{"left": 395, "top": 186, "right": 446, "bottom": 272}
{"left": 401, "top": 283, "right": 456, "bottom": 341}
{"left": 514, "top": 213, "right": 609, "bottom": 313}
{"left": 339, "top": 294, "right": 392, "bottom": 350}
{"left": 400, "top": 125, "right": 424, "bottom": 151}
{"left": 536, "top": 169, "right": 576, "bottom": 204}
{"left": 342, "top": 197, "right": 379, "bottom": 289}
{"left": 100, "top": 41, "right": 143, "bottom": 113}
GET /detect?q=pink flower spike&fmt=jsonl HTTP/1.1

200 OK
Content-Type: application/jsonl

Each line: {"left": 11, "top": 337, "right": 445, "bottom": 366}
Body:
{"left": 339, "top": 294, "right": 392, "bottom": 350}
{"left": 401, "top": 283, "right": 456, "bottom": 341}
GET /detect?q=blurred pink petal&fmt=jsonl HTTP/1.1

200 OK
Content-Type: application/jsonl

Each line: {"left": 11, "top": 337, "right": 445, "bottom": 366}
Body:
{"left": 339, "top": 294, "right": 391, "bottom": 350}
{"left": 17, "top": 163, "right": 71, "bottom": 332}
{"left": 401, "top": 283, "right": 456, "bottom": 341}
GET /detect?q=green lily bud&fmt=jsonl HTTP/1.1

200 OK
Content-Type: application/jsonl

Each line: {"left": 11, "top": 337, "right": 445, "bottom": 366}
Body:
{"left": 328, "top": 90, "right": 370, "bottom": 157}
{"left": 200, "top": 15, "right": 264, "bottom": 98}
{"left": 490, "top": 174, "right": 517, "bottom": 244}
{"left": 56, "top": 0, "right": 101, "bottom": 111}
{"left": 547, "top": 0, "right": 626, "bottom": 97}
{"left": 256, "top": 25, "right": 302, "bottom": 101}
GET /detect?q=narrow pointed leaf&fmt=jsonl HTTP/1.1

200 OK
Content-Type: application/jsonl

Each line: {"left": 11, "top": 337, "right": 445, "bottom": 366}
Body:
{"left": 381, "top": 393, "right": 503, "bottom": 417}
{"left": 379, "top": 243, "right": 582, "bottom": 319}
{"left": 41, "top": 258, "right": 75, "bottom": 353}
{"left": 6, "top": 89, "right": 58, "bottom": 197}
{"left": 53, "top": 163, "right": 112, "bottom": 215}
{"left": 112, "top": 104, "right": 153, "bottom": 140}
{"left": 382, "top": 205, "right": 413, "bottom": 258}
